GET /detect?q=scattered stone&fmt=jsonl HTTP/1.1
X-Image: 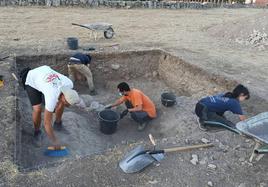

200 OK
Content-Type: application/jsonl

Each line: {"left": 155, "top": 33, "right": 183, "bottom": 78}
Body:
{"left": 259, "top": 182, "right": 266, "bottom": 187}
{"left": 152, "top": 71, "right": 158, "bottom": 77}
{"left": 148, "top": 180, "right": 158, "bottom": 184}
{"left": 238, "top": 183, "right": 246, "bottom": 187}
{"left": 239, "top": 157, "right": 245, "bottom": 162}
{"left": 185, "top": 139, "right": 189, "bottom": 144}
{"left": 80, "top": 94, "right": 94, "bottom": 107}
{"left": 219, "top": 143, "right": 228, "bottom": 152}
{"left": 190, "top": 154, "right": 199, "bottom": 165}
{"left": 207, "top": 181, "right": 213, "bottom": 187}
{"left": 233, "top": 145, "right": 241, "bottom": 150}
{"left": 89, "top": 101, "right": 105, "bottom": 111}
{"left": 111, "top": 64, "right": 120, "bottom": 70}
{"left": 200, "top": 159, "right": 206, "bottom": 165}
{"left": 201, "top": 138, "right": 210, "bottom": 144}
{"left": 162, "top": 138, "right": 168, "bottom": 142}
{"left": 207, "top": 164, "right": 217, "bottom": 170}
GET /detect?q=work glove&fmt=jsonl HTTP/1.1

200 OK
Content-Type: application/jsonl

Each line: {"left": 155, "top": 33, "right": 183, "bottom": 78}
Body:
{"left": 120, "top": 109, "right": 129, "bottom": 119}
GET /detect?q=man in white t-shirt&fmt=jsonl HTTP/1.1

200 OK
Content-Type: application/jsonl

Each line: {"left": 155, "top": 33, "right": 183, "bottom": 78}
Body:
{"left": 20, "top": 65, "right": 84, "bottom": 148}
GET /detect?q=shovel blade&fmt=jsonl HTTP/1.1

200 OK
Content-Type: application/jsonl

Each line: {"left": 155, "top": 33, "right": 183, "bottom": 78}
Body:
{"left": 119, "top": 145, "right": 156, "bottom": 173}
{"left": 151, "top": 153, "right": 165, "bottom": 161}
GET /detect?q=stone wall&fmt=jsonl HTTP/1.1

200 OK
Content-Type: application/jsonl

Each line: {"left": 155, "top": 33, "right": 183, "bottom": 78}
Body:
{"left": 0, "top": 0, "right": 239, "bottom": 8}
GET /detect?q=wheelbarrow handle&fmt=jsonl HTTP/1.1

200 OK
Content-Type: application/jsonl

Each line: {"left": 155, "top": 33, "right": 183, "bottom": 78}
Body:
{"left": 71, "top": 23, "right": 89, "bottom": 29}
{"left": 163, "top": 143, "right": 214, "bottom": 153}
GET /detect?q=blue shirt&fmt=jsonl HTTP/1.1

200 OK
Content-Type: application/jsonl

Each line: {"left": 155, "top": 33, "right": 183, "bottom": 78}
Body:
{"left": 70, "top": 53, "right": 91, "bottom": 65}
{"left": 200, "top": 93, "right": 243, "bottom": 115}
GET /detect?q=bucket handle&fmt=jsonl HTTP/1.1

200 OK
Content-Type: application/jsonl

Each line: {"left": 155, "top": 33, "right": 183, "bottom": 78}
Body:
{"left": 160, "top": 98, "right": 177, "bottom": 107}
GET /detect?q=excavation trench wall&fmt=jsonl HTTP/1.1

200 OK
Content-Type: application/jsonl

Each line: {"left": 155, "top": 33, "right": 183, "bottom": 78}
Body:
{"left": 16, "top": 50, "right": 236, "bottom": 97}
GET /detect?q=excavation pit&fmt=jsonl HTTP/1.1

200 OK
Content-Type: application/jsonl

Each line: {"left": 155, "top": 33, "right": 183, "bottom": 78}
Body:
{"left": 15, "top": 49, "right": 250, "bottom": 170}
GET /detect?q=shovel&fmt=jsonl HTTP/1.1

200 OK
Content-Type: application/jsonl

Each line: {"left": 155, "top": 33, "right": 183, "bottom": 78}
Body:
{"left": 119, "top": 134, "right": 213, "bottom": 173}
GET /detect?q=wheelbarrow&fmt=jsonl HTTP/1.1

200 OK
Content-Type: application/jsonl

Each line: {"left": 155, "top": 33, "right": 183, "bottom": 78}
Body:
{"left": 72, "top": 22, "right": 115, "bottom": 40}
{"left": 199, "top": 112, "right": 268, "bottom": 162}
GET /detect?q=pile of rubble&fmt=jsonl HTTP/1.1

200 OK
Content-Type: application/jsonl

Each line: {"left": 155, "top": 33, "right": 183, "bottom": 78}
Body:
{"left": 246, "top": 30, "right": 268, "bottom": 46}
{"left": 236, "top": 30, "right": 268, "bottom": 50}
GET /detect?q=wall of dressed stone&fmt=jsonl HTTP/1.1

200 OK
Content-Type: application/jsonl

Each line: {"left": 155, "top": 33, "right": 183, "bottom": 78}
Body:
{"left": 0, "top": 0, "right": 251, "bottom": 9}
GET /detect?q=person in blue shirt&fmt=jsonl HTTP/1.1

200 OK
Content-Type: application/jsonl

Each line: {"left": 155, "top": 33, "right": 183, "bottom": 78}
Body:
{"left": 195, "top": 84, "right": 250, "bottom": 129}
{"left": 68, "top": 53, "right": 96, "bottom": 95}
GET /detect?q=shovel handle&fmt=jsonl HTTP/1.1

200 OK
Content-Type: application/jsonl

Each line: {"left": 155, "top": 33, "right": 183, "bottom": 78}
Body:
{"left": 149, "top": 134, "right": 156, "bottom": 146}
{"left": 163, "top": 143, "right": 213, "bottom": 153}
{"left": 12, "top": 73, "right": 18, "bottom": 81}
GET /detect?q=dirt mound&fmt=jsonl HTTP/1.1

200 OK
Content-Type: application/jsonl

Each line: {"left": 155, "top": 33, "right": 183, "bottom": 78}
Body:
{"left": 207, "top": 12, "right": 268, "bottom": 50}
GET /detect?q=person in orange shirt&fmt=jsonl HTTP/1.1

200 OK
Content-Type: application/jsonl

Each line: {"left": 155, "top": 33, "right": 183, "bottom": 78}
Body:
{"left": 108, "top": 82, "right": 157, "bottom": 131}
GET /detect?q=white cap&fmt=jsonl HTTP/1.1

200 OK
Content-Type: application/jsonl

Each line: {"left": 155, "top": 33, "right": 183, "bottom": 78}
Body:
{"left": 60, "top": 86, "right": 80, "bottom": 106}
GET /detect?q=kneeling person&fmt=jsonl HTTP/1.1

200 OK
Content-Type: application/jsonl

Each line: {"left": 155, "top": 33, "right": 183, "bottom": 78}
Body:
{"left": 195, "top": 84, "right": 250, "bottom": 130}
{"left": 109, "top": 82, "right": 157, "bottom": 131}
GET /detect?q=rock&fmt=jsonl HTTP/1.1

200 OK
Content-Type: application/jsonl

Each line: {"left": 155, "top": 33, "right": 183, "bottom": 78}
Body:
{"left": 207, "top": 164, "right": 217, "bottom": 170}
{"left": 219, "top": 143, "right": 228, "bottom": 152}
{"left": 152, "top": 71, "right": 158, "bottom": 77}
{"left": 89, "top": 101, "right": 105, "bottom": 111}
{"left": 145, "top": 72, "right": 151, "bottom": 78}
{"left": 233, "top": 145, "right": 241, "bottom": 150}
{"left": 162, "top": 138, "right": 168, "bottom": 142}
{"left": 207, "top": 181, "right": 213, "bottom": 187}
{"left": 148, "top": 180, "right": 158, "bottom": 184}
{"left": 201, "top": 138, "right": 210, "bottom": 144}
{"left": 239, "top": 157, "right": 245, "bottom": 162}
{"left": 190, "top": 154, "right": 199, "bottom": 165}
{"left": 80, "top": 94, "right": 94, "bottom": 107}
{"left": 200, "top": 159, "right": 206, "bottom": 165}
{"left": 111, "top": 64, "right": 120, "bottom": 70}
{"left": 259, "top": 182, "right": 266, "bottom": 187}
{"left": 238, "top": 183, "right": 246, "bottom": 187}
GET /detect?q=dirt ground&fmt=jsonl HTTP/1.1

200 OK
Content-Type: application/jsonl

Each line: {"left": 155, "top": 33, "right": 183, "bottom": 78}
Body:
{"left": 1, "top": 7, "right": 268, "bottom": 187}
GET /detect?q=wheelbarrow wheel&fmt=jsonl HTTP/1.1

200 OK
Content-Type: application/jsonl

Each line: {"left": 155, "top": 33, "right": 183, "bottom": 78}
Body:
{"left": 104, "top": 27, "right": 114, "bottom": 39}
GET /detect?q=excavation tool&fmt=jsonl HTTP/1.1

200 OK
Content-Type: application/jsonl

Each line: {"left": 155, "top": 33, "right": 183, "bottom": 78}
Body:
{"left": 44, "top": 146, "right": 69, "bottom": 157}
{"left": 119, "top": 134, "right": 213, "bottom": 173}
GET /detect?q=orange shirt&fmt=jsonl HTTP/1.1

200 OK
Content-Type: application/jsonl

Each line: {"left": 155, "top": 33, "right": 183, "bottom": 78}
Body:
{"left": 119, "top": 89, "right": 156, "bottom": 118}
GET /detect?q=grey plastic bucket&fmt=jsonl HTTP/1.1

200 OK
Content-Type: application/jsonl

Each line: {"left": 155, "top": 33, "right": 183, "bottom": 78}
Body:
{"left": 161, "top": 92, "right": 176, "bottom": 107}
{"left": 98, "top": 109, "right": 120, "bottom": 135}
{"left": 67, "top": 37, "right": 78, "bottom": 50}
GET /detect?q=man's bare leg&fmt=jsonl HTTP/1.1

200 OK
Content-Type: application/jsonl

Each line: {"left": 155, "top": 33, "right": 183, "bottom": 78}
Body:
{"left": 55, "top": 102, "right": 64, "bottom": 124}
{"left": 32, "top": 104, "right": 42, "bottom": 131}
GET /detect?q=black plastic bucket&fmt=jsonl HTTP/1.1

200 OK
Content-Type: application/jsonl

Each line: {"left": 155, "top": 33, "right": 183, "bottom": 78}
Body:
{"left": 67, "top": 37, "right": 78, "bottom": 50}
{"left": 98, "top": 109, "right": 120, "bottom": 135}
{"left": 161, "top": 92, "right": 176, "bottom": 107}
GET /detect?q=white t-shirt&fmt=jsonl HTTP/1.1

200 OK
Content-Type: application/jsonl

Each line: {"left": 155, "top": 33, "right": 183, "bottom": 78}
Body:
{"left": 25, "top": 65, "right": 73, "bottom": 112}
